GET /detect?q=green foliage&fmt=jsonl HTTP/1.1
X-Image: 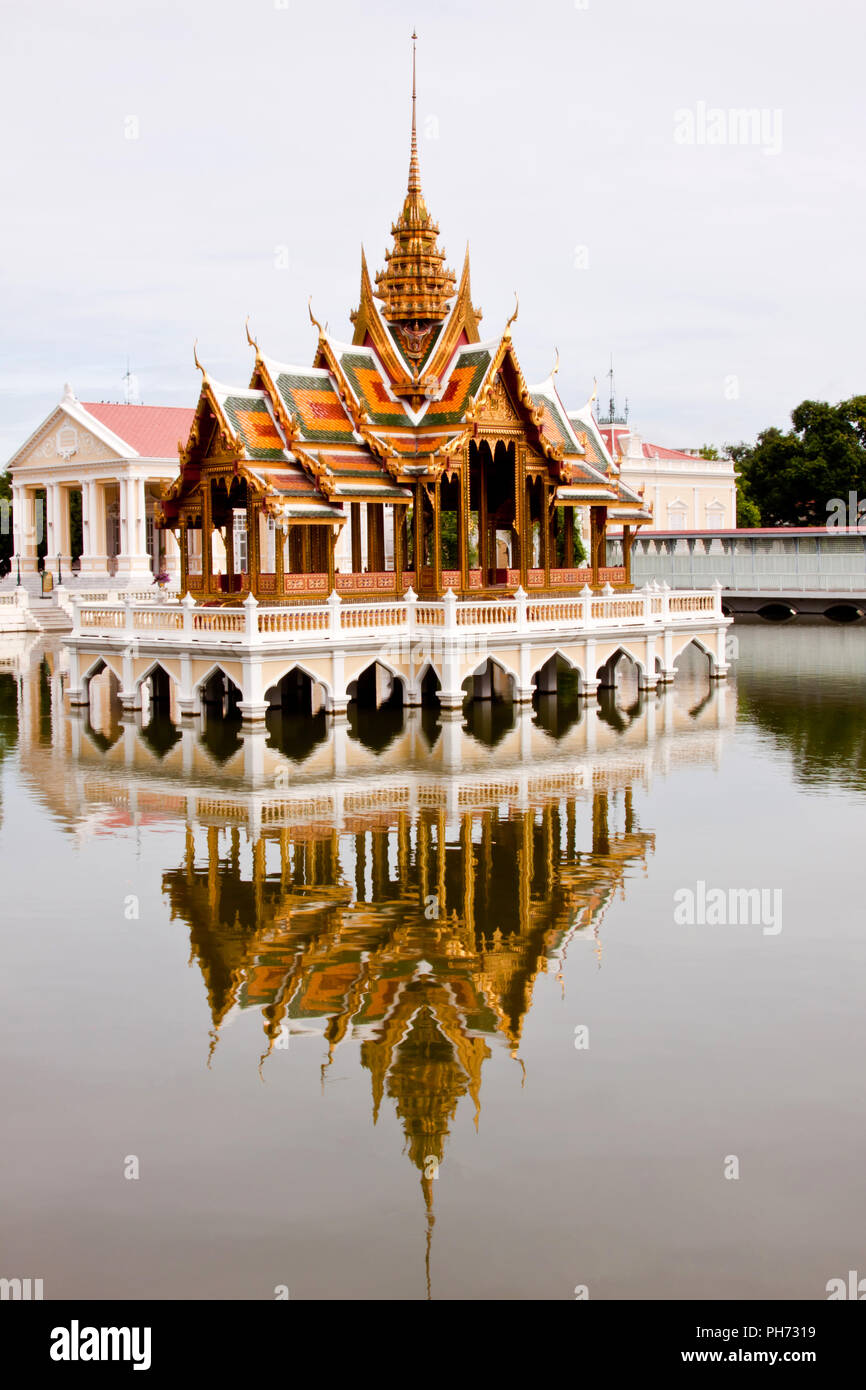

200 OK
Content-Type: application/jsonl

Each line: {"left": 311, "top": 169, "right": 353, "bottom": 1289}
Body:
{"left": 440, "top": 508, "right": 459, "bottom": 568}
{"left": 697, "top": 444, "right": 720, "bottom": 460}
{"left": 730, "top": 396, "right": 866, "bottom": 526}
{"left": 0, "top": 472, "right": 11, "bottom": 567}
{"left": 70, "top": 489, "right": 82, "bottom": 560}
{"left": 736, "top": 492, "right": 762, "bottom": 528}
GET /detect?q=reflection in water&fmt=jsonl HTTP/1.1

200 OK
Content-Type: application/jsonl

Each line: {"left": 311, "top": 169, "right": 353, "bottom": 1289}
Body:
{"left": 198, "top": 710, "right": 243, "bottom": 764}
{"left": 461, "top": 697, "right": 517, "bottom": 748}
{"left": 597, "top": 686, "right": 646, "bottom": 732}
{"left": 25, "top": 628, "right": 866, "bottom": 1297}
{"left": 163, "top": 781, "right": 653, "bottom": 1292}
{"left": 0, "top": 671, "right": 19, "bottom": 830}
{"left": 533, "top": 689, "right": 583, "bottom": 740}
{"left": 743, "top": 686, "right": 866, "bottom": 789}
{"left": 266, "top": 707, "right": 329, "bottom": 762}
{"left": 347, "top": 701, "right": 405, "bottom": 754}
{"left": 139, "top": 712, "right": 182, "bottom": 760}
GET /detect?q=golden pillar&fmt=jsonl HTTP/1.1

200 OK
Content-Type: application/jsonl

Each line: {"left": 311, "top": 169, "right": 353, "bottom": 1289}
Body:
{"left": 201, "top": 482, "right": 213, "bottom": 595}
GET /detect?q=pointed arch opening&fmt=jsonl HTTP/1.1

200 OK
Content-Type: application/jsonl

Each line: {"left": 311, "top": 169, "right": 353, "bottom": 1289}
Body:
{"left": 532, "top": 652, "right": 584, "bottom": 739}
{"left": 347, "top": 661, "right": 406, "bottom": 751}
{"left": 462, "top": 656, "right": 516, "bottom": 704}
{"left": 199, "top": 666, "right": 242, "bottom": 713}
{"left": 347, "top": 660, "right": 405, "bottom": 712}
{"left": 81, "top": 659, "right": 122, "bottom": 746}
{"left": 264, "top": 667, "right": 329, "bottom": 761}
{"left": 138, "top": 663, "right": 181, "bottom": 753}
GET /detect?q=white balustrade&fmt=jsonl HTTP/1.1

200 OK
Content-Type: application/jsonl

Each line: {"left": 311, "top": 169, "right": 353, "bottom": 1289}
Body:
{"left": 68, "top": 586, "right": 725, "bottom": 644}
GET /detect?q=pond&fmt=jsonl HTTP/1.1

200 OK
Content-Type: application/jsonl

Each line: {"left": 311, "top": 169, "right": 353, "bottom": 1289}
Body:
{"left": 0, "top": 624, "right": 863, "bottom": 1299}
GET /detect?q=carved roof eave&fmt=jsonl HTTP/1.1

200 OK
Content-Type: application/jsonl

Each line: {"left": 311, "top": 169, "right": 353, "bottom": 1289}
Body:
{"left": 441, "top": 329, "right": 566, "bottom": 473}
{"left": 349, "top": 249, "right": 409, "bottom": 384}
{"left": 248, "top": 353, "right": 301, "bottom": 453}
{"left": 249, "top": 349, "right": 350, "bottom": 500}
{"left": 169, "top": 381, "right": 239, "bottom": 499}
{"left": 311, "top": 332, "right": 406, "bottom": 483}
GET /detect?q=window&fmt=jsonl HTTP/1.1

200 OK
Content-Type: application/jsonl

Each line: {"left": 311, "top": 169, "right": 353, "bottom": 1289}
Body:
{"left": 187, "top": 528, "right": 202, "bottom": 574}
{"left": 233, "top": 509, "right": 248, "bottom": 572}
{"left": 260, "top": 512, "right": 276, "bottom": 572}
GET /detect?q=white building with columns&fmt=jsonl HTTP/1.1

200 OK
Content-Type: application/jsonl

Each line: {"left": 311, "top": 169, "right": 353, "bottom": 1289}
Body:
{"left": 596, "top": 421, "right": 737, "bottom": 531}
{"left": 6, "top": 385, "right": 194, "bottom": 583}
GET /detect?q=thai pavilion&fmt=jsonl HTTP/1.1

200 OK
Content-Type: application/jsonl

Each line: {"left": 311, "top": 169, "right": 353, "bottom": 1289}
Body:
{"left": 159, "top": 49, "right": 651, "bottom": 604}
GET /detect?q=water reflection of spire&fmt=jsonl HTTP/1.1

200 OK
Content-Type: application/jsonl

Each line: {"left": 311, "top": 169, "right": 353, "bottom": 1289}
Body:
{"left": 160, "top": 777, "right": 654, "bottom": 1269}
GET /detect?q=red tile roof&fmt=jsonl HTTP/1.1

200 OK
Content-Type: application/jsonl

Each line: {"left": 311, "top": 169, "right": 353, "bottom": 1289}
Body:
{"left": 81, "top": 402, "right": 194, "bottom": 459}
{"left": 598, "top": 425, "right": 716, "bottom": 463}
{"left": 640, "top": 442, "right": 703, "bottom": 461}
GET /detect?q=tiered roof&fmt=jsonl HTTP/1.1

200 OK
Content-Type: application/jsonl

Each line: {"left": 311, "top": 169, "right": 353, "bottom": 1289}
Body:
{"left": 169, "top": 42, "right": 650, "bottom": 529}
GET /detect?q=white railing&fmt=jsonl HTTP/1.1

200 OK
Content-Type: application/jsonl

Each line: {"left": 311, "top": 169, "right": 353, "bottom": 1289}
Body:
{"left": 68, "top": 582, "right": 725, "bottom": 646}
{"left": 57, "top": 586, "right": 179, "bottom": 617}
{"left": 0, "top": 587, "right": 38, "bottom": 631}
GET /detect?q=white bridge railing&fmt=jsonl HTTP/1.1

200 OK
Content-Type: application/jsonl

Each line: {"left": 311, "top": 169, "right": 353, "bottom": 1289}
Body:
{"left": 69, "top": 583, "right": 725, "bottom": 646}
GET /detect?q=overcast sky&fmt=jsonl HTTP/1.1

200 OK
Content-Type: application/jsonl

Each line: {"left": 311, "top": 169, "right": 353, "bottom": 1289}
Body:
{"left": 1, "top": 0, "right": 863, "bottom": 463}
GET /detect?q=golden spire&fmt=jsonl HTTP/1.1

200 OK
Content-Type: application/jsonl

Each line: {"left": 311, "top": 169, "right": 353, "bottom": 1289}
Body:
{"left": 374, "top": 31, "right": 456, "bottom": 325}
{"left": 408, "top": 29, "right": 420, "bottom": 196}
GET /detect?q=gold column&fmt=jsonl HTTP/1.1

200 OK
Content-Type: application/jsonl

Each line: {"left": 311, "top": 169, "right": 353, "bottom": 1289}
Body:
{"left": 414, "top": 482, "right": 424, "bottom": 585}
{"left": 399, "top": 507, "right": 409, "bottom": 582}
{"left": 248, "top": 498, "right": 261, "bottom": 595}
{"left": 519, "top": 461, "right": 529, "bottom": 591}
{"left": 432, "top": 479, "right": 442, "bottom": 594}
{"left": 327, "top": 527, "right": 336, "bottom": 592}
{"left": 590, "top": 506, "right": 600, "bottom": 588}
{"left": 393, "top": 506, "right": 403, "bottom": 594}
{"left": 276, "top": 523, "right": 285, "bottom": 596}
{"left": 179, "top": 518, "right": 189, "bottom": 595}
{"left": 201, "top": 482, "right": 213, "bottom": 595}
{"left": 542, "top": 481, "right": 551, "bottom": 590}
{"left": 564, "top": 507, "right": 574, "bottom": 570}
{"left": 351, "top": 503, "right": 363, "bottom": 572}
{"left": 478, "top": 447, "right": 488, "bottom": 585}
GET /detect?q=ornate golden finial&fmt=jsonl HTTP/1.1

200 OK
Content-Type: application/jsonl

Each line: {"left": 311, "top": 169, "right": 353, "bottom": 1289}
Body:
{"left": 409, "top": 30, "right": 420, "bottom": 195}
{"left": 193, "top": 340, "right": 206, "bottom": 377}
{"left": 551, "top": 346, "right": 560, "bottom": 379}
{"left": 308, "top": 297, "right": 324, "bottom": 334}
{"left": 590, "top": 375, "right": 598, "bottom": 404}
{"left": 505, "top": 292, "right": 519, "bottom": 334}
{"left": 373, "top": 32, "right": 456, "bottom": 324}
{"left": 245, "top": 316, "right": 258, "bottom": 351}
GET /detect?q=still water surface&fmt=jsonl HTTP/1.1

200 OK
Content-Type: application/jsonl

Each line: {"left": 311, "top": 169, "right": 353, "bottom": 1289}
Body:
{"left": 0, "top": 626, "right": 864, "bottom": 1300}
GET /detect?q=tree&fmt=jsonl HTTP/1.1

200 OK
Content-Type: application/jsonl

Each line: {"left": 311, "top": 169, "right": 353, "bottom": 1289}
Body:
{"left": 730, "top": 396, "right": 866, "bottom": 526}
{"left": 0, "top": 472, "right": 11, "bottom": 571}
{"left": 736, "top": 492, "right": 762, "bottom": 528}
